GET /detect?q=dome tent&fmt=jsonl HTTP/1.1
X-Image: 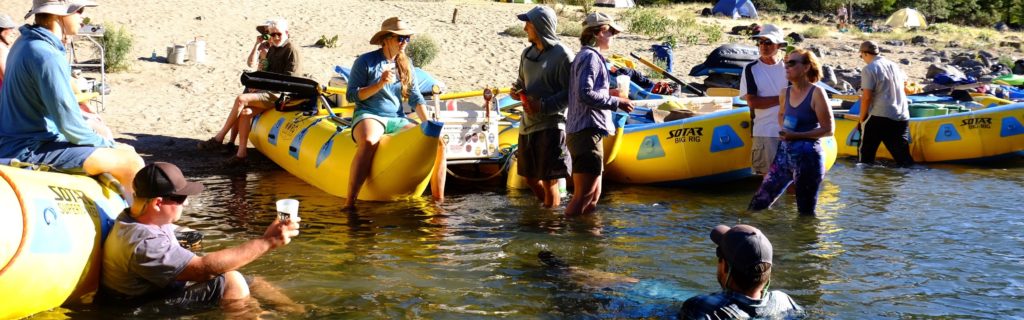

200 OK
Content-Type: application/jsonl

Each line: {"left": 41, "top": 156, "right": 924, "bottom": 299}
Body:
{"left": 712, "top": 0, "right": 758, "bottom": 19}
{"left": 885, "top": 8, "right": 927, "bottom": 28}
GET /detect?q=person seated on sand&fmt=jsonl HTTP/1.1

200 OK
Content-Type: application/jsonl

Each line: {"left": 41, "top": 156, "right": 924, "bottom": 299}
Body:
{"left": 0, "top": 0, "right": 143, "bottom": 197}
{"left": 219, "top": 20, "right": 276, "bottom": 151}
{"left": 681, "top": 224, "right": 804, "bottom": 319}
{"left": 100, "top": 162, "right": 304, "bottom": 314}
{"left": 198, "top": 17, "right": 301, "bottom": 166}
{"left": 343, "top": 17, "right": 445, "bottom": 209}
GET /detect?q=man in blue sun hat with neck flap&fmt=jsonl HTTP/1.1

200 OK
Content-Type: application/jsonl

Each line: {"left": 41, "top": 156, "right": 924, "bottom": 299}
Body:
{"left": 681, "top": 224, "right": 804, "bottom": 319}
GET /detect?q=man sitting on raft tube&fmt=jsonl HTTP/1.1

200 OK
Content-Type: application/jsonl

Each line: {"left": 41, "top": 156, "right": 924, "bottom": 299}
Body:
{"left": 0, "top": 0, "right": 143, "bottom": 198}
{"left": 343, "top": 17, "right": 445, "bottom": 210}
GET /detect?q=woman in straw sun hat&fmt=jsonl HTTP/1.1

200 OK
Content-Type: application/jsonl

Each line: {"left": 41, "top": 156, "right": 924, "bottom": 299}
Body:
{"left": 343, "top": 17, "right": 445, "bottom": 210}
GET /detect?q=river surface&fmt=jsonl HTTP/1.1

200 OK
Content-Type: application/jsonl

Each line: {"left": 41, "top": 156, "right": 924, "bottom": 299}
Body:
{"left": 46, "top": 159, "right": 1024, "bottom": 319}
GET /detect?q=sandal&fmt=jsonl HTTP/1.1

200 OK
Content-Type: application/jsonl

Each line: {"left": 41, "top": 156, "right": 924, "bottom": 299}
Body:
{"left": 222, "top": 155, "right": 248, "bottom": 167}
{"left": 197, "top": 138, "right": 223, "bottom": 152}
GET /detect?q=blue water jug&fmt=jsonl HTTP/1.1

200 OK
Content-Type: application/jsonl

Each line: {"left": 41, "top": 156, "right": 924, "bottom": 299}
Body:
{"left": 651, "top": 43, "right": 674, "bottom": 73}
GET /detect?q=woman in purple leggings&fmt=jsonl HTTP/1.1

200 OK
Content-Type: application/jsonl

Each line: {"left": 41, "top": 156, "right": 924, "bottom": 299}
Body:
{"left": 748, "top": 49, "right": 834, "bottom": 215}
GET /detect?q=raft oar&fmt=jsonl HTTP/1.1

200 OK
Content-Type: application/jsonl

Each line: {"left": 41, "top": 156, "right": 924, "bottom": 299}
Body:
{"left": 630, "top": 52, "right": 706, "bottom": 97}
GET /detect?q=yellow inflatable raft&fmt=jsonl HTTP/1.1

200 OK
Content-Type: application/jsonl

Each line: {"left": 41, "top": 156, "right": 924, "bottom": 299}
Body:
{"left": 835, "top": 103, "right": 1024, "bottom": 162}
{"left": 604, "top": 106, "right": 838, "bottom": 186}
{"left": 0, "top": 164, "right": 126, "bottom": 319}
{"left": 250, "top": 108, "right": 443, "bottom": 201}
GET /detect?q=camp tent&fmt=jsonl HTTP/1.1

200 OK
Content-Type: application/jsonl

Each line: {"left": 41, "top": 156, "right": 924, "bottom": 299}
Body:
{"left": 885, "top": 8, "right": 927, "bottom": 28}
{"left": 595, "top": 0, "right": 635, "bottom": 8}
{"left": 712, "top": 0, "right": 758, "bottom": 19}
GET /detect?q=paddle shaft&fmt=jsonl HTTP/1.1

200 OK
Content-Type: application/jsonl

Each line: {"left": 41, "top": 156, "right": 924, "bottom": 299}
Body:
{"left": 630, "top": 52, "right": 706, "bottom": 96}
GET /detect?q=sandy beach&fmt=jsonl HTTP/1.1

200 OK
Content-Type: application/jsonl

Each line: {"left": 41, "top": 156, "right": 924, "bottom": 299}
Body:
{"left": 0, "top": 0, "right": 1015, "bottom": 173}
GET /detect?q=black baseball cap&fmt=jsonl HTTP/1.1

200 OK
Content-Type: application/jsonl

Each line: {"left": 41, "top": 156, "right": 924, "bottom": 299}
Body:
{"left": 133, "top": 162, "right": 205, "bottom": 198}
{"left": 710, "top": 224, "right": 773, "bottom": 272}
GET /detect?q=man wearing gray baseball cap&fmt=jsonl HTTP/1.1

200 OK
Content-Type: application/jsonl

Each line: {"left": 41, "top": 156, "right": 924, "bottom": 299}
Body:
{"left": 681, "top": 224, "right": 804, "bottom": 319}
{"left": 0, "top": 0, "right": 144, "bottom": 199}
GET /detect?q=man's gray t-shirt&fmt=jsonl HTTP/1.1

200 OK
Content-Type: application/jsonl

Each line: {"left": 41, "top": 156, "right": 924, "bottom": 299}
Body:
{"left": 102, "top": 211, "right": 195, "bottom": 296}
{"left": 861, "top": 56, "right": 910, "bottom": 121}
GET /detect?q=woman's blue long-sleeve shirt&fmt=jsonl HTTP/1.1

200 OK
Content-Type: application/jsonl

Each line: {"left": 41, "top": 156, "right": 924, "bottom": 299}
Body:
{"left": 346, "top": 49, "right": 425, "bottom": 118}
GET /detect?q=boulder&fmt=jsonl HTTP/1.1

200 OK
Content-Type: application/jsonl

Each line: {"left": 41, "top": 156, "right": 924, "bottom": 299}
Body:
{"left": 880, "top": 47, "right": 893, "bottom": 54}
{"left": 912, "top": 35, "right": 929, "bottom": 45}
{"left": 701, "top": 8, "right": 713, "bottom": 17}
{"left": 1014, "top": 59, "right": 1024, "bottom": 75}
{"left": 899, "top": 58, "right": 911, "bottom": 65}
{"left": 947, "top": 41, "right": 961, "bottom": 48}
{"left": 809, "top": 46, "right": 827, "bottom": 57}
{"left": 920, "top": 56, "right": 940, "bottom": 63}
{"left": 884, "top": 40, "right": 906, "bottom": 46}
{"left": 978, "top": 50, "right": 995, "bottom": 59}
{"left": 787, "top": 32, "right": 804, "bottom": 43}
{"left": 926, "top": 64, "right": 966, "bottom": 79}
{"left": 822, "top": 65, "right": 838, "bottom": 86}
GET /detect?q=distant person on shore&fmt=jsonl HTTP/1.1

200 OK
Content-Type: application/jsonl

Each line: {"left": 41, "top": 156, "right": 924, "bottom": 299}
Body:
{"left": 344, "top": 17, "right": 445, "bottom": 209}
{"left": 510, "top": 6, "right": 572, "bottom": 208}
{"left": 681, "top": 224, "right": 804, "bottom": 319}
{"left": 0, "top": 14, "right": 19, "bottom": 92}
{"left": 855, "top": 40, "right": 913, "bottom": 166}
{"left": 198, "top": 18, "right": 301, "bottom": 166}
{"left": 565, "top": 13, "right": 633, "bottom": 215}
{"left": 0, "top": 0, "right": 143, "bottom": 198}
{"left": 100, "top": 162, "right": 303, "bottom": 313}
{"left": 740, "top": 24, "right": 788, "bottom": 176}
{"left": 748, "top": 49, "right": 834, "bottom": 216}
{"left": 837, "top": 5, "right": 848, "bottom": 29}
{"left": 216, "top": 20, "right": 274, "bottom": 150}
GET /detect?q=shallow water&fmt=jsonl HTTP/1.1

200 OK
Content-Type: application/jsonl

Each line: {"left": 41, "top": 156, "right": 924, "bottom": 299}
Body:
{"left": 46, "top": 159, "right": 1024, "bottom": 318}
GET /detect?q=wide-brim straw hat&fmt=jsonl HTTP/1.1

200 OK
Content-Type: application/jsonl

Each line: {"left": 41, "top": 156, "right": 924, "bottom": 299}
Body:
{"left": 24, "top": 0, "right": 98, "bottom": 20}
{"left": 369, "top": 17, "right": 415, "bottom": 46}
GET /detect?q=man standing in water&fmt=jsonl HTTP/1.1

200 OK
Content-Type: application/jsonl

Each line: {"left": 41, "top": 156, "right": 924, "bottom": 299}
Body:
{"left": 681, "top": 224, "right": 803, "bottom": 319}
{"left": 739, "top": 24, "right": 788, "bottom": 176}
{"left": 101, "top": 162, "right": 303, "bottom": 313}
{"left": 511, "top": 5, "right": 572, "bottom": 208}
{"left": 856, "top": 40, "right": 913, "bottom": 166}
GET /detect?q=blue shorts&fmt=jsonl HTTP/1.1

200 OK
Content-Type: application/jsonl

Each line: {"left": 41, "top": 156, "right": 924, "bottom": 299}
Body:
{"left": 21, "top": 141, "right": 98, "bottom": 174}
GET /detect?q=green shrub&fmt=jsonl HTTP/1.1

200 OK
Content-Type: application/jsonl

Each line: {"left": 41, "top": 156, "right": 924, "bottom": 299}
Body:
{"left": 406, "top": 35, "right": 439, "bottom": 68}
{"left": 803, "top": 26, "right": 828, "bottom": 39}
{"left": 101, "top": 23, "right": 133, "bottom": 72}
{"left": 701, "top": 24, "right": 724, "bottom": 44}
{"left": 563, "top": 0, "right": 594, "bottom": 16}
{"left": 503, "top": 25, "right": 527, "bottom": 38}
{"left": 999, "top": 56, "right": 1014, "bottom": 69}
{"left": 622, "top": 8, "right": 673, "bottom": 37}
{"left": 558, "top": 22, "right": 583, "bottom": 37}
{"left": 315, "top": 35, "right": 339, "bottom": 48}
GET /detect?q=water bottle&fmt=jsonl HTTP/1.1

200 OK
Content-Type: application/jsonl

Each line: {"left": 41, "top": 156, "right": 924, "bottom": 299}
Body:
{"left": 150, "top": 50, "right": 157, "bottom": 61}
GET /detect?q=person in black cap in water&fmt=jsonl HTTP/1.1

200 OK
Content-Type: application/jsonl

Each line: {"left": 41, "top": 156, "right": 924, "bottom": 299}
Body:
{"left": 100, "top": 162, "right": 303, "bottom": 314}
{"left": 681, "top": 224, "right": 803, "bottom": 319}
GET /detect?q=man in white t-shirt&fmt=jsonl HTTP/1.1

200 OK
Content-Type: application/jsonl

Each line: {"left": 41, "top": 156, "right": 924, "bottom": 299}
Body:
{"left": 739, "top": 24, "right": 788, "bottom": 176}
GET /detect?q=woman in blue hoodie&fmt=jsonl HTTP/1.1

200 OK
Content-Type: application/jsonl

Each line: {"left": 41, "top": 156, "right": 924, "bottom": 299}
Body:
{"left": 0, "top": 0, "right": 143, "bottom": 198}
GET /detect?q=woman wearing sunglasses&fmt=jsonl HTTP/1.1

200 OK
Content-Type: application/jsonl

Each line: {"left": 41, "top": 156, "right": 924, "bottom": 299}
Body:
{"left": 344, "top": 17, "right": 444, "bottom": 210}
{"left": 748, "top": 49, "right": 834, "bottom": 216}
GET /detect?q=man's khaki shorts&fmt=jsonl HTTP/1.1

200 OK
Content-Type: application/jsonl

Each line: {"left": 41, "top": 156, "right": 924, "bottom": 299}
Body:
{"left": 751, "top": 136, "right": 781, "bottom": 175}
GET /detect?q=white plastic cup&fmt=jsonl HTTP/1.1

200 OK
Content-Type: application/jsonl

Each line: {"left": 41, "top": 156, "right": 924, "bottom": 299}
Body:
{"left": 615, "top": 75, "right": 630, "bottom": 98}
{"left": 276, "top": 199, "right": 299, "bottom": 222}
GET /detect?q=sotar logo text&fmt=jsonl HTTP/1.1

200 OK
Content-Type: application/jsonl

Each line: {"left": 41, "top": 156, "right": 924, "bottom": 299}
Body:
{"left": 667, "top": 127, "right": 703, "bottom": 143}
{"left": 960, "top": 118, "right": 991, "bottom": 129}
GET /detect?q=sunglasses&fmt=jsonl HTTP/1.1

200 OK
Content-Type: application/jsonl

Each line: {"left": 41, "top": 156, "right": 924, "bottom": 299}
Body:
{"left": 269, "top": 32, "right": 283, "bottom": 38}
{"left": 785, "top": 59, "right": 807, "bottom": 68}
{"left": 756, "top": 39, "right": 775, "bottom": 46}
{"left": 395, "top": 35, "right": 411, "bottom": 43}
{"left": 163, "top": 195, "right": 188, "bottom": 204}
